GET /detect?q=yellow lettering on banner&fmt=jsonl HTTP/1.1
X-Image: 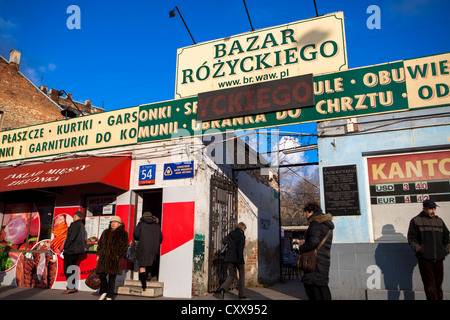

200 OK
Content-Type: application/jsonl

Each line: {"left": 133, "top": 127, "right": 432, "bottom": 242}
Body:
{"left": 314, "top": 91, "right": 393, "bottom": 114}
{"left": 405, "top": 161, "right": 422, "bottom": 178}
{"left": 439, "top": 158, "right": 450, "bottom": 175}
{"left": 422, "top": 159, "right": 438, "bottom": 177}
{"left": 388, "top": 162, "right": 405, "bottom": 180}
{"left": 372, "top": 163, "right": 387, "bottom": 181}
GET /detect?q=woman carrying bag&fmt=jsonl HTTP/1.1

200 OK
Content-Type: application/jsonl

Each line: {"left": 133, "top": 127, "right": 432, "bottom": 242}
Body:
{"left": 133, "top": 212, "right": 163, "bottom": 291}
{"left": 96, "top": 216, "right": 129, "bottom": 300}
{"left": 299, "top": 201, "right": 334, "bottom": 300}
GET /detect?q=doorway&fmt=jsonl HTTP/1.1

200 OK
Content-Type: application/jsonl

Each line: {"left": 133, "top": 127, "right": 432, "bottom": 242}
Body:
{"left": 135, "top": 189, "right": 163, "bottom": 280}
{"left": 207, "top": 170, "right": 238, "bottom": 292}
{"left": 141, "top": 189, "right": 162, "bottom": 222}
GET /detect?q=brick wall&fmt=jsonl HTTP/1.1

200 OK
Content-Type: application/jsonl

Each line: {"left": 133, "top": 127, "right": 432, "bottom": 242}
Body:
{"left": 41, "top": 86, "right": 104, "bottom": 116}
{"left": 245, "top": 246, "right": 258, "bottom": 285}
{"left": 0, "top": 56, "right": 63, "bottom": 130}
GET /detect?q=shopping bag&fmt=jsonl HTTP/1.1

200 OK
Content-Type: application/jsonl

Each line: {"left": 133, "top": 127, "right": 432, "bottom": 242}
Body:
{"left": 85, "top": 268, "right": 101, "bottom": 290}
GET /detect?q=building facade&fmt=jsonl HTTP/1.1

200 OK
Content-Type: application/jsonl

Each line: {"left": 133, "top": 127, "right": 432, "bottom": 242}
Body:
{"left": 0, "top": 49, "right": 102, "bottom": 131}
{"left": 318, "top": 106, "right": 450, "bottom": 299}
{"left": 0, "top": 105, "right": 280, "bottom": 297}
{"left": 0, "top": 50, "right": 64, "bottom": 130}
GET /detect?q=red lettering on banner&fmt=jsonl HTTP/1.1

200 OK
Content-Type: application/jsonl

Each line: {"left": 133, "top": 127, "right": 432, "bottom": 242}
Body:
{"left": 197, "top": 74, "right": 314, "bottom": 121}
{"left": 272, "top": 85, "right": 291, "bottom": 105}
{"left": 228, "top": 92, "right": 244, "bottom": 113}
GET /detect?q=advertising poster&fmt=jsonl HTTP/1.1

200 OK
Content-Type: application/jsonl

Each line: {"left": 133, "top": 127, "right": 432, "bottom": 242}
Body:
{"left": 0, "top": 203, "right": 60, "bottom": 289}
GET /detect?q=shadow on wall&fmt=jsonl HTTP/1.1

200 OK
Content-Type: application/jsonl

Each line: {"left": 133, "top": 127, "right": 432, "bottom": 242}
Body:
{"left": 375, "top": 224, "right": 418, "bottom": 300}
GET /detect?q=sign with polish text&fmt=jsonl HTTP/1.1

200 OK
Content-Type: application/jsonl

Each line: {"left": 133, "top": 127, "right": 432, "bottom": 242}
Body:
{"left": 1, "top": 53, "right": 448, "bottom": 164}
{"left": 175, "top": 12, "right": 348, "bottom": 99}
{"left": 367, "top": 151, "right": 450, "bottom": 205}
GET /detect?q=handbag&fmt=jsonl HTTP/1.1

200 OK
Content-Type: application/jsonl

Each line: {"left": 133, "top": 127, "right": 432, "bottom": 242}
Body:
{"left": 297, "top": 230, "right": 331, "bottom": 272}
{"left": 214, "top": 244, "right": 228, "bottom": 262}
{"left": 125, "top": 242, "right": 137, "bottom": 263}
{"left": 214, "top": 245, "right": 228, "bottom": 285}
{"left": 85, "top": 268, "right": 101, "bottom": 290}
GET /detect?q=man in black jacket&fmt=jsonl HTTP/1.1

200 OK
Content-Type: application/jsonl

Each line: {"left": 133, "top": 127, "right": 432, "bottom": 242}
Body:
{"left": 216, "top": 222, "right": 246, "bottom": 299}
{"left": 62, "top": 211, "right": 86, "bottom": 294}
{"left": 408, "top": 199, "right": 450, "bottom": 300}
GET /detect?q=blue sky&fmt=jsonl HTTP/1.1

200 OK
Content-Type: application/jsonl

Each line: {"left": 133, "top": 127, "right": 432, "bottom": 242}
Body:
{"left": 1, "top": 0, "right": 449, "bottom": 165}
{"left": 1, "top": 0, "right": 449, "bottom": 110}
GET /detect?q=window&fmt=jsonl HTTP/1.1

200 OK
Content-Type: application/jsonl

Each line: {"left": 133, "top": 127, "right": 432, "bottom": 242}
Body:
{"left": 0, "top": 201, "right": 55, "bottom": 273}
{"left": 84, "top": 194, "right": 116, "bottom": 252}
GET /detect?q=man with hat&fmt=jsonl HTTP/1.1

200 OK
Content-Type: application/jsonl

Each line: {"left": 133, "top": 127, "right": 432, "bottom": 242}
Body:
{"left": 62, "top": 211, "right": 86, "bottom": 294}
{"left": 408, "top": 199, "right": 450, "bottom": 300}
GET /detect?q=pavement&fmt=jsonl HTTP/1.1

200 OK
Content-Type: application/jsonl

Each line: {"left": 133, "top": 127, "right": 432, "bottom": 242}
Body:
{"left": 0, "top": 279, "right": 307, "bottom": 301}
{"left": 0, "top": 280, "right": 431, "bottom": 319}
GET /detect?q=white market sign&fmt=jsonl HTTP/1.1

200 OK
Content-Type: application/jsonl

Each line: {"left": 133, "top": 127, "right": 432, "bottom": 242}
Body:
{"left": 175, "top": 12, "right": 348, "bottom": 99}
{"left": 404, "top": 53, "right": 450, "bottom": 109}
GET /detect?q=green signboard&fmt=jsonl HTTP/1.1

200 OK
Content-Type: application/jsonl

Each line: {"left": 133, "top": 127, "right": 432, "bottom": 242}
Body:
{"left": 137, "top": 61, "right": 410, "bottom": 143}
{"left": 313, "top": 61, "right": 408, "bottom": 119}
{"left": 1, "top": 53, "right": 448, "bottom": 163}
{"left": 137, "top": 96, "right": 313, "bottom": 143}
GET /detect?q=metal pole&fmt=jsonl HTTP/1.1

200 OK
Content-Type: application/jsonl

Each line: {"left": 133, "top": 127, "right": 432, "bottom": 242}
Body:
{"left": 277, "top": 126, "right": 282, "bottom": 281}
{"left": 59, "top": 90, "right": 85, "bottom": 116}
{"left": 175, "top": 6, "right": 196, "bottom": 44}
{"left": 243, "top": 0, "right": 254, "bottom": 31}
{"left": 313, "top": 0, "right": 319, "bottom": 17}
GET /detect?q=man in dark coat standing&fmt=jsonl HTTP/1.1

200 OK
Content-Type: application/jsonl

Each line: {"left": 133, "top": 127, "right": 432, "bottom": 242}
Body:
{"left": 408, "top": 199, "right": 450, "bottom": 300}
{"left": 133, "top": 212, "right": 163, "bottom": 290}
{"left": 299, "top": 201, "right": 334, "bottom": 300}
{"left": 216, "top": 222, "right": 247, "bottom": 299}
{"left": 62, "top": 210, "right": 86, "bottom": 294}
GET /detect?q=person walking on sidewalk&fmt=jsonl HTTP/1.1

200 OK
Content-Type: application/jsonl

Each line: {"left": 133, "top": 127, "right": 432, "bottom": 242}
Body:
{"left": 62, "top": 210, "right": 86, "bottom": 294}
{"left": 408, "top": 199, "right": 450, "bottom": 300}
{"left": 216, "top": 222, "right": 247, "bottom": 299}
{"left": 96, "top": 216, "right": 129, "bottom": 300}
{"left": 133, "top": 211, "right": 163, "bottom": 291}
{"left": 299, "top": 201, "right": 334, "bottom": 300}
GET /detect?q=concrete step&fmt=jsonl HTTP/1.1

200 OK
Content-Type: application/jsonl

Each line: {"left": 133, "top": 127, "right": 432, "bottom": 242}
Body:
{"left": 124, "top": 279, "right": 164, "bottom": 288}
{"left": 117, "top": 280, "right": 163, "bottom": 298}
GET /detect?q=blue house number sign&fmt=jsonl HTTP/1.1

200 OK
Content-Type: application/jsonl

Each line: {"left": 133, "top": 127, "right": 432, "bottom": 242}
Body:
{"left": 139, "top": 164, "right": 156, "bottom": 185}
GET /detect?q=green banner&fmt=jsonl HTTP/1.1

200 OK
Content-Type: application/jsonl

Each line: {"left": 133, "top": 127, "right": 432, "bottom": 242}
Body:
{"left": 312, "top": 61, "right": 408, "bottom": 119}
{"left": 137, "top": 96, "right": 313, "bottom": 143}
{"left": 137, "top": 61, "right": 409, "bottom": 143}
{"left": 2, "top": 53, "right": 448, "bottom": 163}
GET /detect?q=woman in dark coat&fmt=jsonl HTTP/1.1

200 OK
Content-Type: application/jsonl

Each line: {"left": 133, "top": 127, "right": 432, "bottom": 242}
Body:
{"left": 96, "top": 216, "right": 129, "bottom": 300}
{"left": 133, "top": 212, "right": 163, "bottom": 290}
{"left": 216, "top": 222, "right": 246, "bottom": 299}
{"left": 299, "top": 201, "right": 334, "bottom": 300}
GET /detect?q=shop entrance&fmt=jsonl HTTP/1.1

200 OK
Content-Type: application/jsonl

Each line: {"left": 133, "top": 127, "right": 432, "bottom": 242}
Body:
{"left": 140, "top": 189, "right": 162, "bottom": 222}
{"left": 135, "top": 189, "right": 163, "bottom": 280}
